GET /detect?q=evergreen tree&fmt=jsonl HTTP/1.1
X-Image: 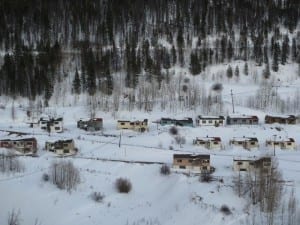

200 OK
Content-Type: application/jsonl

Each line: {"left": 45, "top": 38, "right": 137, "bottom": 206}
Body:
{"left": 189, "top": 51, "right": 201, "bottom": 75}
{"left": 234, "top": 66, "right": 239, "bottom": 78}
{"left": 243, "top": 62, "right": 249, "bottom": 76}
{"left": 171, "top": 45, "right": 177, "bottom": 65}
{"left": 263, "top": 63, "right": 271, "bottom": 79}
{"left": 272, "top": 43, "right": 280, "bottom": 72}
{"left": 226, "top": 65, "right": 233, "bottom": 79}
{"left": 72, "top": 68, "right": 81, "bottom": 95}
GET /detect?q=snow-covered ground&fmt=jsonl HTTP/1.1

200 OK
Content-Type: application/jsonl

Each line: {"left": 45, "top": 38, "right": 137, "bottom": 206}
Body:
{"left": 0, "top": 100, "right": 299, "bottom": 225}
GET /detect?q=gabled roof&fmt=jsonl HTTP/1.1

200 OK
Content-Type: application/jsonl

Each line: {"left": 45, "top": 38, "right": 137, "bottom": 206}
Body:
{"left": 227, "top": 115, "right": 258, "bottom": 120}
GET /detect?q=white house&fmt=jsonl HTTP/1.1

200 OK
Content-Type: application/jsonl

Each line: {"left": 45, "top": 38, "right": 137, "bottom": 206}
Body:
{"left": 195, "top": 116, "right": 225, "bottom": 126}
{"left": 39, "top": 116, "right": 63, "bottom": 133}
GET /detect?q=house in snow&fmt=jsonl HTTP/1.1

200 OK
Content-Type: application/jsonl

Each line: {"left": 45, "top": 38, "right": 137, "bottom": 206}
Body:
{"left": 159, "top": 117, "right": 193, "bottom": 127}
{"left": 195, "top": 115, "right": 225, "bottom": 127}
{"left": 264, "top": 115, "right": 296, "bottom": 124}
{"left": 226, "top": 115, "right": 259, "bottom": 125}
{"left": 265, "top": 137, "right": 296, "bottom": 150}
{"left": 193, "top": 137, "right": 222, "bottom": 149}
{"left": 173, "top": 154, "right": 211, "bottom": 173}
{"left": 77, "top": 118, "right": 103, "bottom": 131}
{"left": 45, "top": 139, "right": 77, "bottom": 156}
{"left": 0, "top": 137, "right": 37, "bottom": 155}
{"left": 117, "top": 119, "right": 148, "bottom": 132}
{"left": 229, "top": 137, "right": 259, "bottom": 150}
{"left": 38, "top": 116, "right": 63, "bottom": 133}
{"left": 233, "top": 156, "right": 272, "bottom": 174}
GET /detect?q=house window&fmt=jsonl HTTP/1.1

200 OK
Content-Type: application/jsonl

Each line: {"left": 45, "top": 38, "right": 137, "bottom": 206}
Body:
{"left": 177, "top": 159, "right": 182, "bottom": 163}
{"left": 202, "top": 166, "right": 207, "bottom": 170}
{"left": 264, "top": 162, "right": 271, "bottom": 166}
{"left": 63, "top": 149, "right": 69, "bottom": 153}
{"left": 287, "top": 143, "right": 291, "bottom": 145}
{"left": 240, "top": 168, "right": 247, "bottom": 171}
{"left": 213, "top": 142, "right": 218, "bottom": 145}
{"left": 55, "top": 127, "right": 60, "bottom": 130}
{"left": 202, "top": 121, "right": 206, "bottom": 124}
{"left": 188, "top": 160, "right": 193, "bottom": 163}
{"left": 237, "top": 162, "right": 243, "bottom": 165}
{"left": 238, "top": 142, "right": 243, "bottom": 145}
{"left": 54, "top": 122, "right": 59, "bottom": 124}
{"left": 179, "top": 165, "right": 186, "bottom": 169}
{"left": 199, "top": 142, "right": 205, "bottom": 145}
{"left": 63, "top": 143, "right": 68, "bottom": 147}
{"left": 242, "top": 119, "right": 246, "bottom": 123}
{"left": 249, "top": 162, "right": 254, "bottom": 165}
{"left": 208, "top": 120, "right": 212, "bottom": 123}
{"left": 120, "top": 123, "right": 125, "bottom": 125}
{"left": 233, "top": 119, "right": 237, "bottom": 122}
{"left": 250, "top": 142, "right": 256, "bottom": 145}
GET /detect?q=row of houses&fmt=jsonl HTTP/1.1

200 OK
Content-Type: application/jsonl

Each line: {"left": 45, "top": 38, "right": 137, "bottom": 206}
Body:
{"left": 172, "top": 154, "right": 272, "bottom": 174}
{"left": 28, "top": 114, "right": 298, "bottom": 134}
{"left": 0, "top": 138, "right": 77, "bottom": 156}
{"left": 193, "top": 136, "right": 296, "bottom": 150}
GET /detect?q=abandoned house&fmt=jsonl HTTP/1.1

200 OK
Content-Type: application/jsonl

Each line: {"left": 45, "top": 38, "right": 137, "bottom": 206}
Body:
{"left": 193, "top": 137, "right": 222, "bottom": 149}
{"left": 233, "top": 156, "right": 272, "bottom": 174}
{"left": 265, "top": 137, "right": 296, "bottom": 150}
{"left": 38, "top": 116, "right": 63, "bottom": 133}
{"left": 45, "top": 139, "right": 77, "bottom": 156}
{"left": 264, "top": 115, "right": 296, "bottom": 124}
{"left": 160, "top": 117, "right": 193, "bottom": 127}
{"left": 226, "top": 115, "right": 259, "bottom": 125}
{"left": 117, "top": 119, "right": 148, "bottom": 132}
{"left": 229, "top": 137, "right": 259, "bottom": 150}
{"left": 77, "top": 118, "right": 103, "bottom": 131}
{"left": 173, "top": 154, "right": 211, "bottom": 172}
{"left": 0, "top": 137, "right": 37, "bottom": 155}
{"left": 195, "top": 115, "right": 225, "bottom": 126}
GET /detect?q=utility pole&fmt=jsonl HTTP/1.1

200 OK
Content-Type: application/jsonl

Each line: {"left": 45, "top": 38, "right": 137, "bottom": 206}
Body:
{"left": 231, "top": 89, "right": 235, "bottom": 113}
{"left": 273, "top": 134, "right": 277, "bottom": 156}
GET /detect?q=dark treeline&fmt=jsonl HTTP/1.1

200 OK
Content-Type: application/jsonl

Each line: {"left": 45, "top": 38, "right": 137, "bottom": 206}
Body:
{"left": 0, "top": 0, "right": 299, "bottom": 102}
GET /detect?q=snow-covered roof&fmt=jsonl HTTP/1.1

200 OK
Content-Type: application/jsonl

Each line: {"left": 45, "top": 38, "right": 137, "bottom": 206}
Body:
{"left": 231, "top": 137, "right": 258, "bottom": 142}
{"left": 197, "top": 115, "right": 225, "bottom": 120}
{"left": 195, "top": 137, "right": 221, "bottom": 142}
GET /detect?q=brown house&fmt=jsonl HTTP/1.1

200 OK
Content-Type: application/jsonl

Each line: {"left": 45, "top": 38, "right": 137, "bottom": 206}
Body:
{"left": 0, "top": 138, "right": 37, "bottom": 155}
{"left": 265, "top": 115, "right": 296, "bottom": 124}
{"left": 173, "top": 154, "right": 211, "bottom": 172}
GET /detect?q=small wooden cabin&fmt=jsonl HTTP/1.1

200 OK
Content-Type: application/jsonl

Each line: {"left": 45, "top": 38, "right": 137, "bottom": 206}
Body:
{"left": 173, "top": 154, "right": 211, "bottom": 172}
{"left": 193, "top": 137, "right": 222, "bottom": 149}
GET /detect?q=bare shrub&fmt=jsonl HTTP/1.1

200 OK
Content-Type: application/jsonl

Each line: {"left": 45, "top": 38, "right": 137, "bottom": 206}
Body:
{"left": 50, "top": 160, "right": 80, "bottom": 192}
{"left": 115, "top": 178, "right": 132, "bottom": 193}
{"left": 175, "top": 135, "right": 186, "bottom": 145}
{"left": 7, "top": 209, "right": 21, "bottom": 225}
{"left": 220, "top": 205, "right": 232, "bottom": 215}
{"left": 169, "top": 126, "right": 178, "bottom": 135}
{"left": 0, "top": 153, "right": 24, "bottom": 174}
{"left": 42, "top": 173, "right": 49, "bottom": 182}
{"left": 160, "top": 164, "right": 170, "bottom": 175}
{"left": 200, "top": 172, "right": 213, "bottom": 183}
{"left": 91, "top": 192, "right": 105, "bottom": 203}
